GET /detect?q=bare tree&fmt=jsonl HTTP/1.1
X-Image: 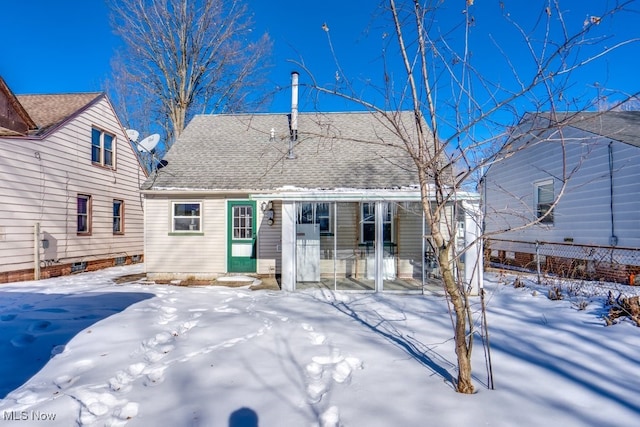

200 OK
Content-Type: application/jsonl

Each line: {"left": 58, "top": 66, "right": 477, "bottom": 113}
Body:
{"left": 301, "top": 0, "right": 639, "bottom": 393}
{"left": 109, "top": 0, "right": 272, "bottom": 148}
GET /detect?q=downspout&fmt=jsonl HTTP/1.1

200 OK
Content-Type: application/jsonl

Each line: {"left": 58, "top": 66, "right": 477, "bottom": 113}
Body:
{"left": 34, "top": 222, "right": 41, "bottom": 280}
{"left": 608, "top": 141, "right": 617, "bottom": 247}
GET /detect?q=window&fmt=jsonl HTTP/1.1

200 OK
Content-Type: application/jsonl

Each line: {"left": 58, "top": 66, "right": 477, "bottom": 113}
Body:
{"left": 233, "top": 205, "right": 253, "bottom": 239}
{"left": 361, "top": 202, "right": 393, "bottom": 243}
{"left": 298, "top": 202, "right": 332, "bottom": 234}
{"left": 535, "top": 180, "right": 554, "bottom": 224}
{"left": 71, "top": 262, "right": 87, "bottom": 273}
{"left": 172, "top": 202, "right": 202, "bottom": 232}
{"left": 92, "top": 127, "right": 114, "bottom": 167}
{"left": 77, "top": 195, "right": 91, "bottom": 234}
{"left": 113, "top": 200, "right": 124, "bottom": 233}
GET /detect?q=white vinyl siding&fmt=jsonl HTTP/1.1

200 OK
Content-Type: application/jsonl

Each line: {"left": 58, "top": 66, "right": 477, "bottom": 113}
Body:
{"left": 0, "top": 96, "right": 145, "bottom": 274}
{"left": 484, "top": 125, "right": 640, "bottom": 247}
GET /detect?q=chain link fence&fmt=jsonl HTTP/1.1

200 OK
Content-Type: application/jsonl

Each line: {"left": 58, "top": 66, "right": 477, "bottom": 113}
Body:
{"left": 485, "top": 238, "right": 640, "bottom": 297}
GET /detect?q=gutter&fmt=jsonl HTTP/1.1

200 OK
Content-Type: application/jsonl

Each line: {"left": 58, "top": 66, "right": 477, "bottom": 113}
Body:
{"left": 141, "top": 187, "right": 481, "bottom": 201}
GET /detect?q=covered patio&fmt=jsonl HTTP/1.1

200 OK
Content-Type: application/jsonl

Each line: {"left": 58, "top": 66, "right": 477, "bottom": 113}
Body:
{"left": 254, "top": 190, "right": 482, "bottom": 294}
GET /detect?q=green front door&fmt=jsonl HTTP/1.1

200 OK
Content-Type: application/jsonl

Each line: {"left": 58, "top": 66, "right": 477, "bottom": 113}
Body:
{"left": 227, "top": 200, "right": 257, "bottom": 273}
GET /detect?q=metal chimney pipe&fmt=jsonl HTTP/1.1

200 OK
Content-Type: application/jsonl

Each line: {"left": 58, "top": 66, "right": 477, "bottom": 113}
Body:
{"left": 288, "top": 71, "right": 299, "bottom": 159}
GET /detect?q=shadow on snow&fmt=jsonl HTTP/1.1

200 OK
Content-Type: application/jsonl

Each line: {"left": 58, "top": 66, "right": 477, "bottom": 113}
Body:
{"left": 0, "top": 291, "right": 154, "bottom": 398}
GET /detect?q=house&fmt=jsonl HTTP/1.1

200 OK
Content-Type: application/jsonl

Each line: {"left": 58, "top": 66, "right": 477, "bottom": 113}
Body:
{"left": 142, "top": 73, "right": 482, "bottom": 292}
{"left": 0, "top": 76, "right": 146, "bottom": 283}
{"left": 483, "top": 111, "right": 640, "bottom": 283}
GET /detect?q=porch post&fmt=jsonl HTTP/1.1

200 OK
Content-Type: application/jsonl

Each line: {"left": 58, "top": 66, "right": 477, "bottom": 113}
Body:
{"left": 375, "top": 201, "right": 383, "bottom": 292}
{"left": 281, "top": 201, "right": 296, "bottom": 292}
{"left": 463, "top": 200, "right": 482, "bottom": 296}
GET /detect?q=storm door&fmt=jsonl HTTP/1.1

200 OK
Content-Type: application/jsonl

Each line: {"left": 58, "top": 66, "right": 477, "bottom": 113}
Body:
{"left": 227, "top": 201, "right": 257, "bottom": 273}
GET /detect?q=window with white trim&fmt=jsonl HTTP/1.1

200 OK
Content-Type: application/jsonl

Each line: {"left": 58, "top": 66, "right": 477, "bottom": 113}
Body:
{"left": 172, "top": 202, "right": 202, "bottom": 232}
{"left": 534, "top": 180, "right": 554, "bottom": 224}
{"left": 298, "top": 202, "right": 332, "bottom": 234}
{"left": 361, "top": 202, "right": 393, "bottom": 243}
{"left": 91, "top": 127, "right": 114, "bottom": 167}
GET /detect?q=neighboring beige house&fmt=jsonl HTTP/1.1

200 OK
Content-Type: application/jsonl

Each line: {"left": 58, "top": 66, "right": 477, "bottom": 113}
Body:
{"left": 142, "top": 74, "right": 482, "bottom": 292}
{"left": 0, "top": 76, "right": 146, "bottom": 283}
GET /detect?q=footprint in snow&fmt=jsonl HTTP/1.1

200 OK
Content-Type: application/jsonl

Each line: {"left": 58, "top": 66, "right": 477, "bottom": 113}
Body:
{"left": 143, "top": 365, "right": 167, "bottom": 387}
{"left": 74, "top": 389, "right": 138, "bottom": 427}
{"left": 27, "top": 319, "right": 53, "bottom": 332}
{"left": 214, "top": 305, "right": 241, "bottom": 314}
{"left": 309, "top": 332, "right": 326, "bottom": 345}
{"left": 10, "top": 333, "right": 36, "bottom": 347}
{"left": 143, "top": 348, "right": 169, "bottom": 363}
{"left": 157, "top": 306, "right": 178, "bottom": 324}
{"left": 320, "top": 406, "right": 341, "bottom": 427}
{"left": 144, "top": 331, "right": 174, "bottom": 347}
{"left": 300, "top": 323, "right": 328, "bottom": 345}
{"left": 109, "top": 371, "right": 134, "bottom": 393}
{"left": 54, "top": 359, "right": 96, "bottom": 389}
{"left": 259, "top": 309, "right": 289, "bottom": 322}
{"left": 51, "top": 344, "right": 66, "bottom": 357}
{"left": 178, "top": 320, "right": 198, "bottom": 334}
{"left": 304, "top": 350, "right": 363, "bottom": 404}
{"left": 306, "top": 380, "right": 327, "bottom": 404}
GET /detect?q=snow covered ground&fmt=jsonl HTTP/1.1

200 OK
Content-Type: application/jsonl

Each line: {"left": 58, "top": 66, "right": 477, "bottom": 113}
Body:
{"left": 0, "top": 264, "right": 639, "bottom": 426}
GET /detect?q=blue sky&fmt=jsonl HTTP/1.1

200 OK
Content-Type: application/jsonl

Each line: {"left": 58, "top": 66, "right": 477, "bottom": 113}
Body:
{"left": 2, "top": 0, "right": 639, "bottom": 114}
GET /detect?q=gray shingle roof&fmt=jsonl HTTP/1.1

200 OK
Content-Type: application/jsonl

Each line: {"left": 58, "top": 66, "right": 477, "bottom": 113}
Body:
{"left": 549, "top": 111, "right": 640, "bottom": 148}
{"left": 144, "top": 111, "right": 421, "bottom": 191}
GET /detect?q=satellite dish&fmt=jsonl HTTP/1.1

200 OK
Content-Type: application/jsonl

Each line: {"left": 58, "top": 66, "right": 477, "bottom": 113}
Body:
{"left": 126, "top": 129, "right": 140, "bottom": 142}
{"left": 137, "top": 134, "right": 160, "bottom": 152}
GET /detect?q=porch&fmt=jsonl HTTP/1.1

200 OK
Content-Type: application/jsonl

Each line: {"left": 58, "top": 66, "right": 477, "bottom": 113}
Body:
{"left": 253, "top": 192, "right": 482, "bottom": 294}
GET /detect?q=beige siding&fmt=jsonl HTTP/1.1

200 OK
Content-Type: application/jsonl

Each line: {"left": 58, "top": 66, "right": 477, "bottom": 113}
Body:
{"left": 145, "top": 196, "right": 284, "bottom": 279}
{"left": 144, "top": 196, "right": 226, "bottom": 278}
{"left": 397, "top": 203, "right": 424, "bottom": 278}
{"left": 0, "top": 97, "right": 145, "bottom": 274}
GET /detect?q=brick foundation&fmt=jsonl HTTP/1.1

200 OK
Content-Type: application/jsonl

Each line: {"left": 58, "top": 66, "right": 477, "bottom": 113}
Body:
{"left": 0, "top": 255, "right": 144, "bottom": 285}
{"left": 488, "top": 250, "right": 638, "bottom": 286}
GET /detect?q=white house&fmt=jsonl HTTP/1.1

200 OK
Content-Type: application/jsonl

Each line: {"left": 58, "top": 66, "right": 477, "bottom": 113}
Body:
{"left": 141, "top": 74, "right": 482, "bottom": 293}
{"left": 0, "top": 76, "right": 146, "bottom": 283}
{"left": 483, "top": 111, "right": 640, "bottom": 283}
